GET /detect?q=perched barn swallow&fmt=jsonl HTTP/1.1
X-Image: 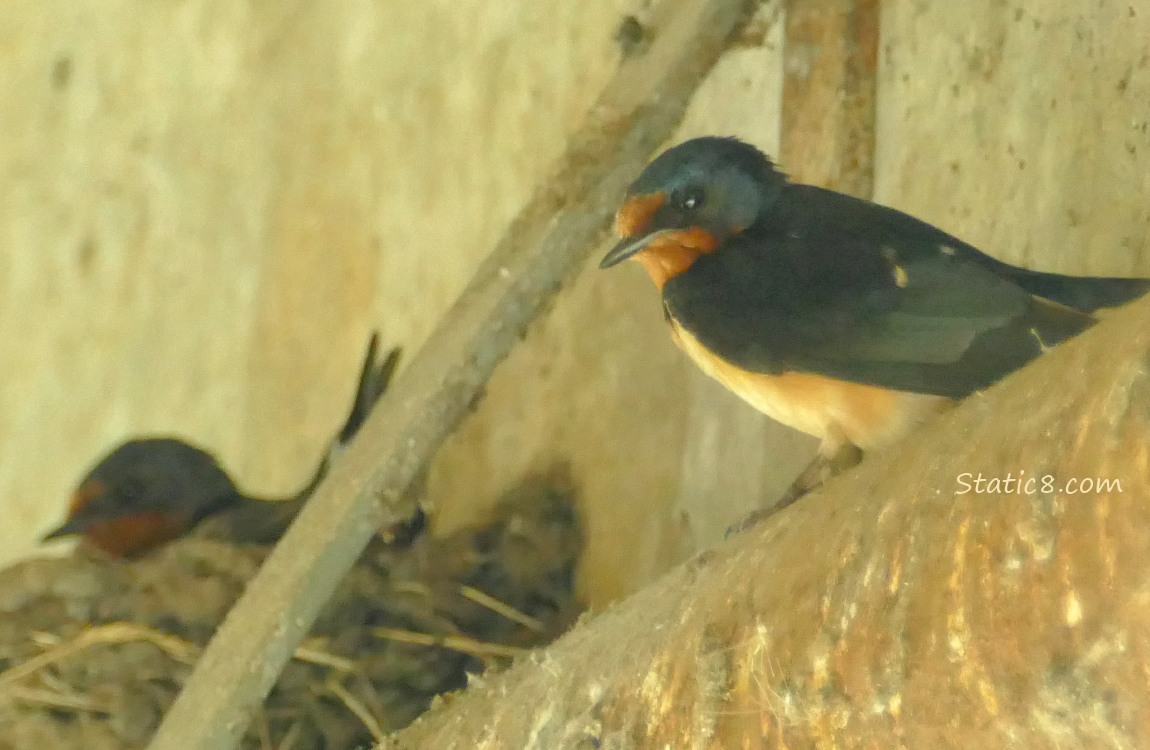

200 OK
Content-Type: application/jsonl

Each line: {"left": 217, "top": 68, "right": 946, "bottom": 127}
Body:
{"left": 601, "top": 137, "right": 1150, "bottom": 503}
{"left": 42, "top": 333, "right": 414, "bottom": 556}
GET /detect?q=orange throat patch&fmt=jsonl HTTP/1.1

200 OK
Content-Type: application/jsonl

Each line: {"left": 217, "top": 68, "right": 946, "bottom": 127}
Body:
{"left": 614, "top": 192, "right": 718, "bottom": 288}
{"left": 633, "top": 228, "right": 717, "bottom": 289}
{"left": 83, "top": 512, "right": 186, "bottom": 558}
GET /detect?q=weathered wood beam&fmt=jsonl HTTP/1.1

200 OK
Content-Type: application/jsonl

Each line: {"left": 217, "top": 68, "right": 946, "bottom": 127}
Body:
{"left": 145, "top": 0, "right": 758, "bottom": 748}
{"left": 389, "top": 295, "right": 1150, "bottom": 748}
{"left": 782, "top": 0, "right": 879, "bottom": 195}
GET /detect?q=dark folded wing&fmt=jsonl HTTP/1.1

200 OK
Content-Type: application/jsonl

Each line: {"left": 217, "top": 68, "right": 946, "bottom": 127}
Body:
{"left": 792, "top": 185, "right": 1150, "bottom": 312}
{"left": 664, "top": 187, "right": 1095, "bottom": 398}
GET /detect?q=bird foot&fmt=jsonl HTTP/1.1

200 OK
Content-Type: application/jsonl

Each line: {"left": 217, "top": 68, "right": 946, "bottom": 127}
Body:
{"left": 725, "top": 443, "right": 863, "bottom": 537}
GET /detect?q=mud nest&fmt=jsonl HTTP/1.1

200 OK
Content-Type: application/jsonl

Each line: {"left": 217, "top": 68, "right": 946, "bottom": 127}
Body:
{"left": 0, "top": 476, "right": 583, "bottom": 750}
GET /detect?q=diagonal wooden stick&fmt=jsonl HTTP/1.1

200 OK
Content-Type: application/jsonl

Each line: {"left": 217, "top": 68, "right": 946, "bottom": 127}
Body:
{"left": 146, "top": 1, "right": 757, "bottom": 748}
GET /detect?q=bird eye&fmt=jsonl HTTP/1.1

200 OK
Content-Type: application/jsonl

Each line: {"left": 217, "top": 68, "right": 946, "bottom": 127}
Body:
{"left": 675, "top": 186, "right": 705, "bottom": 211}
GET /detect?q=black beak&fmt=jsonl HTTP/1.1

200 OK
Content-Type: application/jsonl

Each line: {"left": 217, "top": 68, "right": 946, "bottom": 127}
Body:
{"left": 598, "top": 229, "right": 677, "bottom": 269}
{"left": 42, "top": 517, "right": 84, "bottom": 541}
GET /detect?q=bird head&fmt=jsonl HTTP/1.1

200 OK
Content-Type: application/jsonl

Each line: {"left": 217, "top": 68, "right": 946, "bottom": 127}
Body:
{"left": 600, "top": 137, "right": 785, "bottom": 286}
{"left": 42, "top": 438, "right": 240, "bottom": 557}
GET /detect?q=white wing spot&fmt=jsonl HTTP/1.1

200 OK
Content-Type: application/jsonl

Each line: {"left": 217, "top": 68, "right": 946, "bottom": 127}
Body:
{"left": 882, "top": 247, "right": 909, "bottom": 287}
{"left": 892, "top": 265, "right": 909, "bottom": 288}
{"left": 940, "top": 245, "right": 957, "bottom": 256}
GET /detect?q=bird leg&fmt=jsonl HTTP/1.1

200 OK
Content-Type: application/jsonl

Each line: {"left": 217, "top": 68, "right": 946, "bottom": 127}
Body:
{"left": 726, "top": 439, "right": 863, "bottom": 536}
{"left": 778, "top": 440, "right": 863, "bottom": 509}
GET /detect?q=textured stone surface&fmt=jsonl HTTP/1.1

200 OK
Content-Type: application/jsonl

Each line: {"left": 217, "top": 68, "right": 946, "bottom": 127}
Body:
{"left": 876, "top": 0, "right": 1150, "bottom": 275}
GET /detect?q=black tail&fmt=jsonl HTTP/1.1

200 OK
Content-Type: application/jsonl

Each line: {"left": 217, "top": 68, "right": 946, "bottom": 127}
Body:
{"left": 1003, "top": 271, "right": 1150, "bottom": 314}
{"left": 241, "top": 333, "right": 404, "bottom": 541}
{"left": 294, "top": 333, "right": 402, "bottom": 502}
{"left": 336, "top": 333, "right": 402, "bottom": 445}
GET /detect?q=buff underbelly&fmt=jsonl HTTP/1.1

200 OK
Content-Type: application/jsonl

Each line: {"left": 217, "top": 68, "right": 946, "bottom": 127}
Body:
{"left": 669, "top": 320, "right": 950, "bottom": 452}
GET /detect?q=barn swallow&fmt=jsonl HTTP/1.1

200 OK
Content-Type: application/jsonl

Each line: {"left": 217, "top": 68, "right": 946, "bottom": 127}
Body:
{"left": 601, "top": 136, "right": 1150, "bottom": 504}
{"left": 42, "top": 333, "right": 414, "bottom": 556}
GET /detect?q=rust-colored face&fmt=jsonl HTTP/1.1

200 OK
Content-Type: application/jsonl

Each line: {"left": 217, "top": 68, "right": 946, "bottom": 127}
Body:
{"left": 613, "top": 192, "right": 667, "bottom": 237}
{"left": 81, "top": 512, "right": 186, "bottom": 558}
{"left": 63, "top": 478, "right": 193, "bottom": 557}
{"left": 604, "top": 192, "right": 718, "bottom": 289}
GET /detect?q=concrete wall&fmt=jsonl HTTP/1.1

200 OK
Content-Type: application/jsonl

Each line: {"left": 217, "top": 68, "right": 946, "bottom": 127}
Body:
{"left": 3, "top": 0, "right": 1148, "bottom": 607}
{"left": 0, "top": 0, "right": 645, "bottom": 586}
{"left": 876, "top": 0, "right": 1150, "bottom": 275}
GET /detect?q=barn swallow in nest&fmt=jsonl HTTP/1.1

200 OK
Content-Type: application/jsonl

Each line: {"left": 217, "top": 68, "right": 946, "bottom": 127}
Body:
{"left": 600, "top": 137, "right": 1149, "bottom": 506}
{"left": 42, "top": 334, "right": 420, "bottom": 557}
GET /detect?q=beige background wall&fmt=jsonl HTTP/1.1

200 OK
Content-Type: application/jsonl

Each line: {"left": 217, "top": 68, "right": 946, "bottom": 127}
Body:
{"left": 3, "top": 0, "right": 1148, "bottom": 607}
{"left": 876, "top": 1, "right": 1150, "bottom": 275}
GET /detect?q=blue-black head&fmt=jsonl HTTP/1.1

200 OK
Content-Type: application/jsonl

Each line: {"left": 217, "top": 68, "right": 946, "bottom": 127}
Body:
{"left": 600, "top": 137, "right": 786, "bottom": 271}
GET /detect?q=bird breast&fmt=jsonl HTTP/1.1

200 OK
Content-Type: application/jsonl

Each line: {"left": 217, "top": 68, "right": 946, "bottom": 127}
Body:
{"left": 669, "top": 319, "right": 950, "bottom": 453}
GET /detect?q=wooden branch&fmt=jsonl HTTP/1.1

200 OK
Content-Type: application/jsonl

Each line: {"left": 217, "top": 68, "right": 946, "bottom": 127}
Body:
{"left": 390, "top": 296, "right": 1150, "bottom": 748}
{"left": 145, "top": 1, "right": 757, "bottom": 748}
